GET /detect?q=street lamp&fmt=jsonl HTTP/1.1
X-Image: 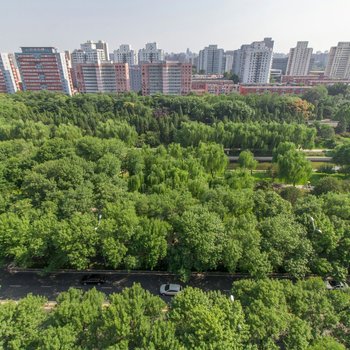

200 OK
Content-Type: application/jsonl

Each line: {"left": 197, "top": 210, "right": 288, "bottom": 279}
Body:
{"left": 309, "top": 216, "right": 322, "bottom": 234}
{"left": 95, "top": 213, "right": 103, "bottom": 230}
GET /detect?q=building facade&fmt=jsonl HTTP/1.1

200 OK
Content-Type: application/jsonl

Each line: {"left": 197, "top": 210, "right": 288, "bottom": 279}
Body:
{"left": 312, "top": 51, "right": 329, "bottom": 70}
{"left": 239, "top": 84, "right": 312, "bottom": 95}
{"left": 281, "top": 73, "right": 350, "bottom": 86}
{"left": 71, "top": 49, "right": 106, "bottom": 66}
{"left": 114, "top": 45, "right": 137, "bottom": 65}
{"left": 141, "top": 62, "right": 192, "bottom": 95}
{"left": 80, "top": 40, "right": 109, "bottom": 61}
{"left": 15, "top": 47, "right": 73, "bottom": 95}
{"left": 325, "top": 42, "right": 350, "bottom": 79}
{"left": 129, "top": 65, "right": 142, "bottom": 92}
{"left": 238, "top": 38, "right": 274, "bottom": 84}
{"left": 192, "top": 79, "right": 237, "bottom": 95}
{"left": 224, "top": 51, "right": 234, "bottom": 73}
{"left": 272, "top": 56, "right": 288, "bottom": 75}
{"left": 0, "top": 53, "right": 20, "bottom": 93}
{"left": 138, "top": 43, "right": 164, "bottom": 63}
{"left": 75, "top": 63, "right": 130, "bottom": 93}
{"left": 197, "top": 45, "right": 225, "bottom": 74}
{"left": 286, "top": 41, "right": 313, "bottom": 76}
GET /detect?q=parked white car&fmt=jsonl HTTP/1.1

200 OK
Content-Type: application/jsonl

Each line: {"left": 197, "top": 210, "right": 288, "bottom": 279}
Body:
{"left": 159, "top": 283, "right": 182, "bottom": 296}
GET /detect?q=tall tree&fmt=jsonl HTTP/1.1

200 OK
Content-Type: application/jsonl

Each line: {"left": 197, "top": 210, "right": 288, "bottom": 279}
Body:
{"left": 274, "top": 142, "right": 312, "bottom": 186}
{"left": 238, "top": 150, "right": 258, "bottom": 174}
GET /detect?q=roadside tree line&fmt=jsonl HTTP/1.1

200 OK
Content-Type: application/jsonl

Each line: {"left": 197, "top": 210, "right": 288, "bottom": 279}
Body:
{"left": 0, "top": 280, "right": 349, "bottom": 350}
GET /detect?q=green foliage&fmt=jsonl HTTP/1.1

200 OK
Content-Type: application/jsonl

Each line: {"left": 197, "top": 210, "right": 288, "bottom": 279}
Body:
{"left": 313, "top": 176, "right": 346, "bottom": 195}
{"left": 333, "top": 142, "right": 350, "bottom": 171}
{"left": 0, "top": 92, "right": 349, "bottom": 284}
{"left": 0, "top": 281, "right": 348, "bottom": 349}
{"left": 169, "top": 287, "right": 249, "bottom": 349}
{"left": 232, "top": 278, "right": 348, "bottom": 350}
{"left": 308, "top": 337, "right": 346, "bottom": 350}
{"left": 97, "top": 284, "right": 176, "bottom": 349}
{"left": 274, "top": 142, "right": 312, "bottom": 185}
{"left": 169, "top": 206, "right": 225, "bottom": 279}
{"left": 0, "top": 294, "right": 47, "bottom": 349}
{"left": 238, "top": 150, "right": 258, "bottom": 173}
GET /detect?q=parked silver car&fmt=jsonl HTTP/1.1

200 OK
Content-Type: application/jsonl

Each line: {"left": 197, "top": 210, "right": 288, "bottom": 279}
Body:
{"left": 159, "top": 283, "right": 182, "bottom": 296}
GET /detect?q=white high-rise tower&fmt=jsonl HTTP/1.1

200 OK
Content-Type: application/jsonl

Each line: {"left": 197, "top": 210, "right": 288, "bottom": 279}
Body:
{"left": 325, "top": 42, "right": 350, "bottom": 79}
{"left": 286, "top": 41, "right": 313, "bottom": 76}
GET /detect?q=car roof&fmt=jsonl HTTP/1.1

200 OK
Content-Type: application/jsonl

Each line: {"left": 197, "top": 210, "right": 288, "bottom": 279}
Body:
{"left": 168, "top": 284, "right": 181, "bottom": 291}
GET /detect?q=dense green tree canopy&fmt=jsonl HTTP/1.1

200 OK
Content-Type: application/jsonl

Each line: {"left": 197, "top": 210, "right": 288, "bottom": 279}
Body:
{"left": 0, "top": 281, "right": 348, "bottom": 349}
{"left": 0, "top": 92, "right": 348, "bottom": 279}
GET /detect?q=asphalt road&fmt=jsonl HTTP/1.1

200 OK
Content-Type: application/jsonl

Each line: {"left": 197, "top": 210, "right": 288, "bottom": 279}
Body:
{"left": 0, "top": 270, "right": 236, "bottom": 302}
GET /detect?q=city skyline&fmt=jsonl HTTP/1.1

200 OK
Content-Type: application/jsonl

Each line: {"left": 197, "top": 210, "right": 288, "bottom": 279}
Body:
{"left": 1, "top": 0, "right": 349, "bottom": 54}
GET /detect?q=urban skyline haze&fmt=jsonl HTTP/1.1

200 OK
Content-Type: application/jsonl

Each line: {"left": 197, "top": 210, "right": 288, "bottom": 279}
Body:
{"left": 1, "top": 0, "right": 349, "bottom": 53}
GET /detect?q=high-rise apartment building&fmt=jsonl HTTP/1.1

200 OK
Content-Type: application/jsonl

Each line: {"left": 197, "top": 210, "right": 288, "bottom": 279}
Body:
{"left": 0, "top": 53, "right": 20, "bottom": 93}
{"left": 232, "top": 49, "right": 243, "bottom": 76}
{"left": 286, "top": 41, "right": 313, "bottom": 76}
{"left": 224, "top": 51, "right": 235, "bottom": 73}
{"left": 71, "top": 41, "right": 110, "bottom": 89}
{"left": 75, "top": 63, "right": 130, "bottom": 93}
{"left": 129, "top": 65, "right": 142, "bottom": 93}
{"left": 197, "top": 45, "right": 225, "bottom": 74}
{"left": 114, "top": 45, "right": 137, "bottom": 65}
{"left": 165, "top": 49, "right": 197, "bottom": 65}
{"left": 138, "top": 43, "right": 164, "bottom": 63}
{"left": 141, "top": 62, "right": 192, "bottom": 95}
{"left": 15, "top": 47, "right": 73, "bottom": 95}
{"left": 272, "top": 55, "right": 288, "bottom": 75}
{"left": 325, "top": 42, "right": 350, "bottom": 79}
{"left": 312, "top": 51, "right": 329, "bottom": 70}
{"left": 236, "top": 38, "right": 274, "bottom": 84}
{"left": 71, "top": 49, "right": 106, "bottom": 66}
{"left": 72, "top": 40, "right": 109, "bottom": 66}
{"left": 80, "top": 40, "right": 109, "bottom": 61}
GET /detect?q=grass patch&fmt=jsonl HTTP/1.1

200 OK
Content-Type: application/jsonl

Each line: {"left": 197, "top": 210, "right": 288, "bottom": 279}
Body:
{"left": 310, "top": 172, "right": 348, "bottom": 185}
{"left": 311, "top": 162, "right": 335, "bottom": 170}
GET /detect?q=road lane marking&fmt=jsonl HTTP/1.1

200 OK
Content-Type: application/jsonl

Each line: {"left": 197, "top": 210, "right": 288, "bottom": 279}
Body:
{"left": 41, "top": 285, "right": 53, "bottom": 288}
{"left": 9, "top": 285, "right": 22, "bottom": 287}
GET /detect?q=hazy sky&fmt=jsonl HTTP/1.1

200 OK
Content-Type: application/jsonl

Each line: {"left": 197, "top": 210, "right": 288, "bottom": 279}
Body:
{"left": 1, "top": 0, "right": 349, "bottom": 53}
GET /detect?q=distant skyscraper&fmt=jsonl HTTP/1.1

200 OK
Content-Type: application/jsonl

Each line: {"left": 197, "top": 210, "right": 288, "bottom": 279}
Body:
{"left": 80, "top": 40, "right": 95, "bottom": 51}
{"left": 325, "top": 42, "right": 350, "bottom": 79}
{"left": 95, "top": 40, "right": 109, "bottom": 61}
{"left": 15, "top": 47, "right": 72, "bottom": 95}
{"left": 165, "top": 49, "right": 198, "bottom": 65}
{"left": 129, "top": 65, "right": 142, "bottom": 92}
{"left": 141, "top": 62, "right": 192, "bottom": 95}
{"left": 80, "top": 40, "right": 109, "bottom": 61}
{"left": 72, "top": 40, "right": 109, "bottom": 65}
{"left": 272, "top": 56, "right": 289, "bottom": 75}
{"left": 224, "top": 51, "right": 234, "bottom": 73}
{"left": 236, "top": 38, "right": 274, "bottom": 84}
{"left": 76, "top": 63, "right": 130, "bottom": 93}
{"left": 138, "top": 43, "right": 164, "bottom": 63}
{"left": 312, "top": 51, "right": 329, "bottom": 70}
{"left": 286, "top": 41, "right": 313, "bottom": 76}
{"left": 114, "top": 45, "right": 137, "bottom": 65}
{"left": 232, "top": 49, "right": 243, "bottom": 76}
{"left": 71, "top": 49, "right": 106, "bottom": 66}
{"left": 0, "top": 53, "right": 20, "bottom": 93}
{"left": 198, "top": 45, "right": 225, "bottom": 74}
{"left": 71, "top": 41, "right": 110, "bottom": 89}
